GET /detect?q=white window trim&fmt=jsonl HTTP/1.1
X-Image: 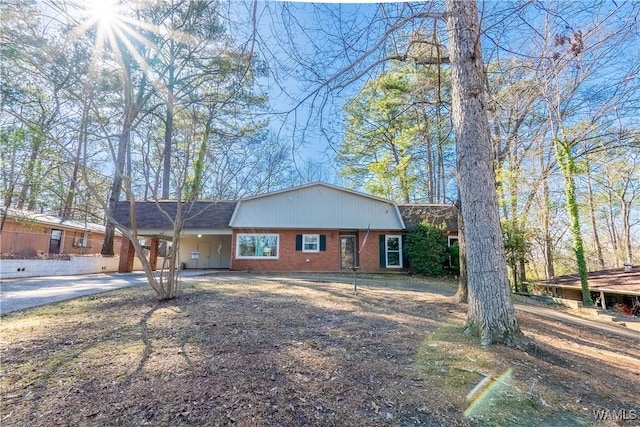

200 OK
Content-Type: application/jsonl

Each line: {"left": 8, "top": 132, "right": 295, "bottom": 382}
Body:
{"left": 385, "top": 235, "right": 402, "bottom": 268}
{"left": 448, "top": 236, "right": 459, "bottom": 246}
{"left": 236, "top": 233, "right": 280, "bottom": 259}
{"left": 302, "top": 234, "right": 320, "bottom": 253}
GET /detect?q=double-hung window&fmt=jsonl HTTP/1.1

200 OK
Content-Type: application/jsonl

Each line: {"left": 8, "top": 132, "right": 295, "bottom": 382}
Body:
{"left": 302, "top": 234, "right": 319, "bottom": 252}
{"left": 236, "top": 234, "right": 279, "bottom": 259}
{"left": 385, "top": 235, "right": 402, "bottom": 268}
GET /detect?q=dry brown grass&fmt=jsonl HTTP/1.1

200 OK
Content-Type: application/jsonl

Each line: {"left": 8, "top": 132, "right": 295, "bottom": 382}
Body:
{"left": 1, "top": 274, "right": 639, "bottom": 426}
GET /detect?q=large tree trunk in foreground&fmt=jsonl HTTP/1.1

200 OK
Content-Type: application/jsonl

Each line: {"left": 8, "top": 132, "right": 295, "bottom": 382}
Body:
{"left": 445, "top": 0, "right": 522, "bottom": 346}
{"left": 455, "top": 198, "right": 468, "bottom": 303}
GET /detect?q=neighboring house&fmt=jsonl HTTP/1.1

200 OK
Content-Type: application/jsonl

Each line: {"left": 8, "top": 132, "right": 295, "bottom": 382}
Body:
{"left": 544, "top": 267, "right": 640, "bottom": 311}
{"left": 0, "top": 207, "right": 121, "bottom": 257}
{"left": 114, "top": 182, "right": 458, "bottom": 273}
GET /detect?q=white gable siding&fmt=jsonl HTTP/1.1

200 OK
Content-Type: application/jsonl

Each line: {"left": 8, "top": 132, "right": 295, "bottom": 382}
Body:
{"left": 230, "top": 184, "right": 404, "bottom": 230}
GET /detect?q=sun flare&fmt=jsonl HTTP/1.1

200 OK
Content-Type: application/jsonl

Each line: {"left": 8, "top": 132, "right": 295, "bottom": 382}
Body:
{"left": 85, "top": 0, "right": 119, "bottom": 28}
{"left": 76, "top": 0, "right": 152, "bottom": 66}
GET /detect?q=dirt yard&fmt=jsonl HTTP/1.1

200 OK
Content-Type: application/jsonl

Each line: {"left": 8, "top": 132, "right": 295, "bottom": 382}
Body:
{"left": 1, "top": 274, "right": 639, "bottom": 426}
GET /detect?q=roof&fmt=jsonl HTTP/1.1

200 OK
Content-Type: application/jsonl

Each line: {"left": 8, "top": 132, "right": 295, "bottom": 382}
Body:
{"left": 0, "top": 207, "right": 111, "bottom": 234}
{"left": 229, "top": 182, "right": 406, "bottom": 230}
{"left": 238, "top": 182, "right": 399, "bottom": 205}
{"left": 113, "top": 200, "right": 237, "bottom": 230}
{"left": 110, "top": 185, "right": 460, "bottom": 233}
{"left": 546, "top": 267, "right": 640, "bottom": 296}
{"left": 397, "top": 204, "right": 458, "bottom": 232}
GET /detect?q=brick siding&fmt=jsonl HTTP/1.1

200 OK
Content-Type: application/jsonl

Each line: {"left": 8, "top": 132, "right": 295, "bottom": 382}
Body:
{"left": 230, "top": 228, "right": 393, "bottom": 273}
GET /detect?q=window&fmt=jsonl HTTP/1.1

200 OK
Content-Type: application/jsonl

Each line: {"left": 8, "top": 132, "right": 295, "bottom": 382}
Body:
{"left": 51, "top": 229, "right": 62, "bottom": 241}
{"left": 74, "top": 232, "right": 89, "bottom": 247}
{"left": 448, "top": 236, "right": 459, "bottom": 247}
{"left": 302, "top": 234, "right": 319, "bottom": 252}
{"left": 236, "top": 234, "right": 279, "bottom": 259}
{"left": 296, "top": 234, "right": 326, "bottom": 252}
{"left": 385, "top": 235, "right": 402, "bottom": 268}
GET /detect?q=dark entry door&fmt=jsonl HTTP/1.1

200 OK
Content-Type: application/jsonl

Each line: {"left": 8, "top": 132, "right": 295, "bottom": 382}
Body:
{"left": 340, "top": 236, "right": 356, "bottom": 269}
{"left": 49, "top": 229, "right": 62, "bottom": 254}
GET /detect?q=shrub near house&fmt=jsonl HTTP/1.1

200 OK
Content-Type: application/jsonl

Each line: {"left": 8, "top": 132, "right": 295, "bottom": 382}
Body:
{"left": 405, "top": 221, "right": 451, "bottom": 276}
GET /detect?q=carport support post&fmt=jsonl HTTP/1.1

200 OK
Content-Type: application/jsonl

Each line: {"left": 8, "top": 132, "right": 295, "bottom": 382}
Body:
{"left": 118, "top": 238, "right": 135, "bottom": 273}
{"left": 599, "top": 291, "right": 606, "bottom": 310}
{"left": 149, "top": 238, "right": 159, "bottom": 271}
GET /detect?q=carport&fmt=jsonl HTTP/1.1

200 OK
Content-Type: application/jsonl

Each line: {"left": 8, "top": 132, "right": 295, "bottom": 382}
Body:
{"left": 113, "top": 200, "right": 237, "bottom": 272}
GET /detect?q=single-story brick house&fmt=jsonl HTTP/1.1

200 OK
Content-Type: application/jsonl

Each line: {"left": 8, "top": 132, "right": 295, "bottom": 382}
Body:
{"left": 114, "top": 182, "right": 458, "bottom": 273}
{"left": 0, "top": 207, "right": 122, "bottom": 257}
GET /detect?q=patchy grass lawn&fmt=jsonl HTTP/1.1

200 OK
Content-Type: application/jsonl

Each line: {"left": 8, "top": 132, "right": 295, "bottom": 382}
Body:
{"left": 1, "top": 274, "right": 639, "bottom": 426}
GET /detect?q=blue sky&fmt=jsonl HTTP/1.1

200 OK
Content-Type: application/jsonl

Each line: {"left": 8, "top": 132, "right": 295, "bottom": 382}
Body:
{"left": 232, "top": 1, "right": 442, "bottom": 180}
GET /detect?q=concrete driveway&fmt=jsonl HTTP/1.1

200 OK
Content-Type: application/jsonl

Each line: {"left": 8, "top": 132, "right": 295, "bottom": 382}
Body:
{"left": 0, "top": 270, "right": 210, "bottom": 314}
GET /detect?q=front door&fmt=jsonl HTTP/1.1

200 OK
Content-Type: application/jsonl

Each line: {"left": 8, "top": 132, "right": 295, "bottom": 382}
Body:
{"left": 48, "top": 229, "right": 62, "bottom": 254}
{"left": 197, "top": 242, "right": 211, "bottom": 268}
{"left": 340, "top": 236, "right": 356, "bottom": 269}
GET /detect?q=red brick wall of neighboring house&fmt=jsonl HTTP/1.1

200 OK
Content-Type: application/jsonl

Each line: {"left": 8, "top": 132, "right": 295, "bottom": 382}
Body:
{"left": 230, "top": 228, "right": 394, "bottom": 273}
{"left": 0, "top": 219, "right": 119, "bottom": 257}
{"left": 0, "top": 221, "right": 49, "bottom": 255}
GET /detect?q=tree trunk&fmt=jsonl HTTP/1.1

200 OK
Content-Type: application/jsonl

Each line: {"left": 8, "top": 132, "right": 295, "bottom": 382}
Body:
{"left": 101, "top": 120, "right": 130, "bottom": 256}
{"left": 606, "top": 191, "right": 619, "bottom": 267}
{"left": 162, "top": 84, "right": 174, "bottom": 199}
{"left": 511, "top": 262, "right": 518, "bottom": 293}
{"left": 61, "top": 97, "right": 89, "bottom": 218}
{"left": 101, "top": 45, "right": 149, "bottom": 256}
{"left": 540, "top": 152, "right": 555, "bottom": 280}
{"left": 445, "top": 0, "right": 521, "bottom": 346}
{"left": 434, "top": 21, "right": 446, "bottom": 204}
{"left": 621, "top": 200, "right": 633, "bottom": 266}
{"left": 518, "top": 259, "right": 527, "bottom": 292}
{"left": 162, "top": 46, "right": 175, "bottom": 200}
{"left": 585, "top": 157, "right": 605, "bottom": 270}
{"left": 455, "top": 198, "right": 468, "bottom": 303}
{"left": 554, "top": 139, "right": 593, "bottom": 306}
{"left": 425, "top": 126, "right": 435, "bottom": 203}
{"left": 16, "top": 132, "right": 43, "bottom": 210}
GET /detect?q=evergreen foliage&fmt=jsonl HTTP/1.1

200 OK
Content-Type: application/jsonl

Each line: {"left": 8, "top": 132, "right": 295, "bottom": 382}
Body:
{"left": 501, "top": 219, "right": 530, "bottom": 292}
{"left": 406, "top": 220, "right": 449, "bottom": 276}
{"left": 338, "top": 63, "right": 455, "bottom": 204}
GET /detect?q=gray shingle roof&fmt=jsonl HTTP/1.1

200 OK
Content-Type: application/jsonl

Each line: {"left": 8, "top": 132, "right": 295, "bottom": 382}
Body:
{"left": 397, "top": 204, "right": 458, "bottom": 232}
{"left": 113, "top": 201, "right": 237, "bottom": 230}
